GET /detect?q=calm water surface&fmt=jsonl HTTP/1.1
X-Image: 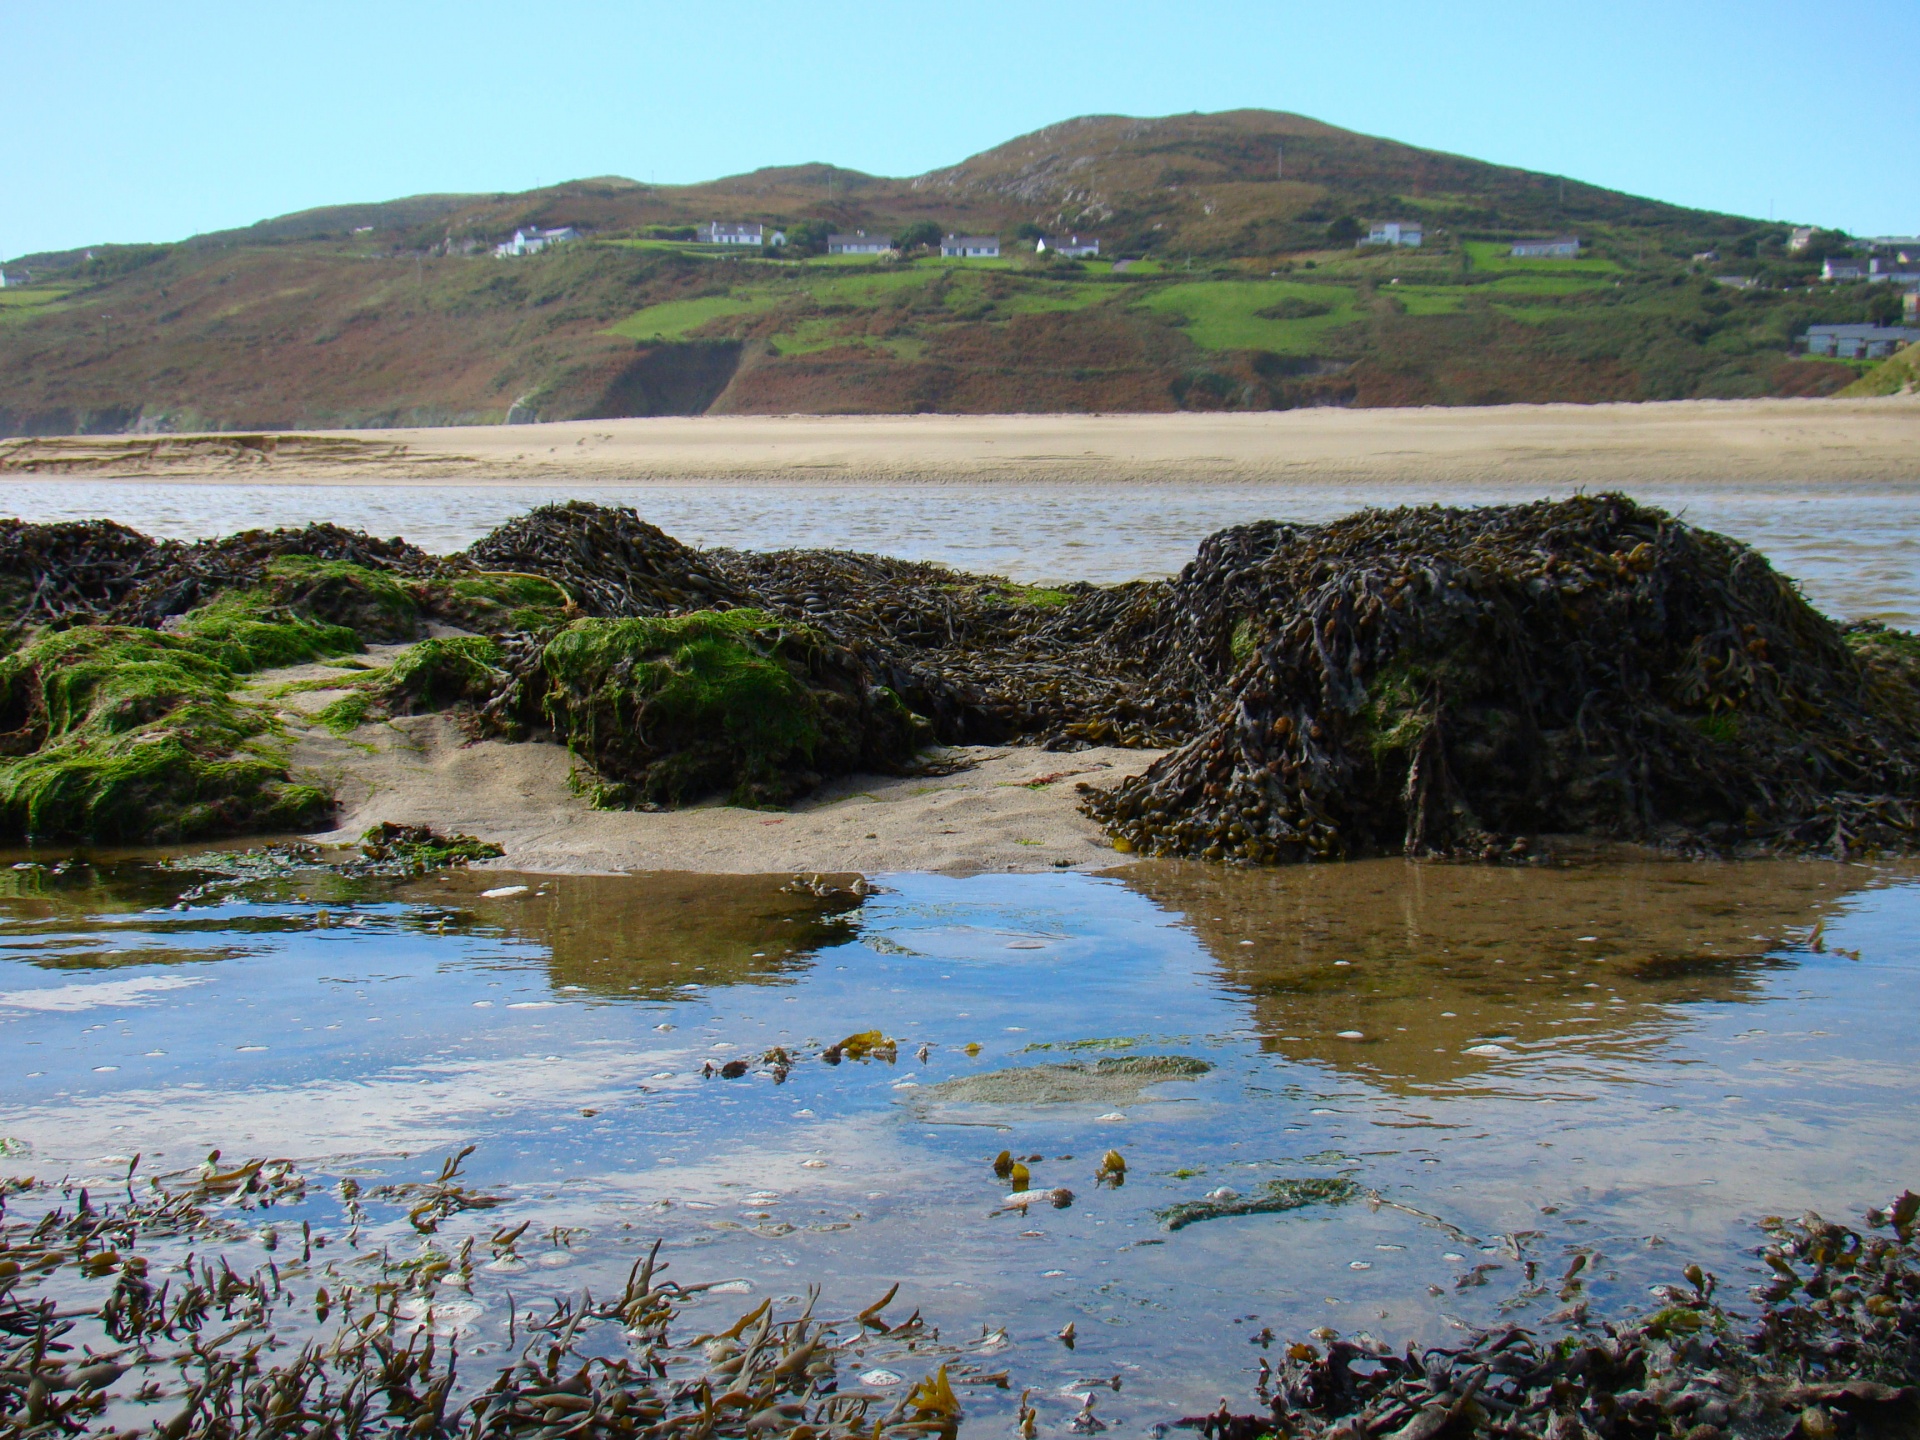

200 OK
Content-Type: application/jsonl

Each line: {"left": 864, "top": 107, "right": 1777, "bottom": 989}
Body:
{"left": 4, "top": 855, "right": 1919, "bottom": 1423}
{"left": 7, "top": 474, "right": 1920, "bottom": 1416}
{"left": 8, "top": 479, "right": 1920, "bottom": 625}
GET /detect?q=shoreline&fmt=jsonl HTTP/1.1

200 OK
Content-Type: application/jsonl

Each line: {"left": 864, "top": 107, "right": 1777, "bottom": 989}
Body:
{"left": 4, "top": 395, "right": 1919, "bottom": 486}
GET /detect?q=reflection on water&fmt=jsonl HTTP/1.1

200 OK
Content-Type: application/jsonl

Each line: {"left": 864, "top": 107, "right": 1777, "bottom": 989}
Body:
{"left": 3, "top": 855, "right": 1920, "bottom": 1423}
{"left": 7, "top": 480, "right": 1920, "bottom": 624}
{"left": 1125, "top": 858, "right": 1856, "bottom": 1091}
{"left": 407, "top": 869, "right": 866, "bottom": 998}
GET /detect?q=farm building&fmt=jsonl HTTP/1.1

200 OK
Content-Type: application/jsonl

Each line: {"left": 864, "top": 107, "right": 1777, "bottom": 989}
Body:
{"left": 1363, "top": 221, "right": 1423, "bottom": 248}
{"left": 828, "top": 231, "right": 893, "bottom": 255}
{"left": 1801, "top": 323, "right": 1920, "bottom": 359}
{"left": 1511, "top": 236, "right": 1580, "bottom": 259}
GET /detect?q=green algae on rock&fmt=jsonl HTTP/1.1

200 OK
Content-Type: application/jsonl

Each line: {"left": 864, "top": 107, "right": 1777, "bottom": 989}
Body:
{"left": 374, "top": 634, "right": 508, "bottom": 714}
{"left": 357, "top": 821, "right": 504, "bottom": 871}
{"left": 112, "top": 522, "right": 441, "bottom": 628}
{"left": 171, "top": 588, "right": 362, "bottom": 673}
{"left": 9, "top": 497, "right": 1920, "bottom": 858}
{"left": 0, "top": 625, "right": 329, "bottom": 843}
{"left": 156, "top": 555, "right": 423, "bottom": 674}
{"left": 541, "top": 609, "right": 931, "bottom": 808}
{"left": 251, "top": 554, "right": 423, "bottom": 642}
{"left": 421, "top": 571, "right": 576, "bottom": 634}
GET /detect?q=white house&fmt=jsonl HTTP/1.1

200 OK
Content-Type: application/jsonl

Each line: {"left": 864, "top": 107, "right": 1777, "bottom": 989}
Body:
{"left": 1789, "top": 227, "right": 1816, "bottom": 253}
{"left": 1802, "top": 324, "right": 1920, "bottom": 359}
{"left": 698, "top": 222, "right": 765, "bottom": 246}
{"left": 1511, "top": 236, "right": 1580, "bottom": 259}
{"left": 828, "top": 230, "right": 893, "bottom": 255}
{"left": 941, "top": 234, "right": 1001, "bottom": 258}
{"left": 1363, "top": 221, "right": 1423, "bottom": 248}
{"left": 493, "top": 226, "right": 580, "bottom": 258}
{"left": 1037, "top": 234, "right": 1100, "bottom": 258}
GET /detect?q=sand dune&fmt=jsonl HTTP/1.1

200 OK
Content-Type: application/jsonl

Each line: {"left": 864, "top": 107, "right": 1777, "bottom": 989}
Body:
{"left": 4, "top": 396, "right": 1917, "bottom": 486}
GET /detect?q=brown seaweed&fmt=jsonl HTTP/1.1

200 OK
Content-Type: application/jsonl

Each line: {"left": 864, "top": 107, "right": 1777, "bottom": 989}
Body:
{"left": 5, "top": 496, "right": 1920, "bottom": 857}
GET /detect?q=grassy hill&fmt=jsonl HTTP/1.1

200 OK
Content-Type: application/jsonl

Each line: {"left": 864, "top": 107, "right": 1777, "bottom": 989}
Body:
{"left": 0, "top": 110, "right": 1881, "bottom": 433}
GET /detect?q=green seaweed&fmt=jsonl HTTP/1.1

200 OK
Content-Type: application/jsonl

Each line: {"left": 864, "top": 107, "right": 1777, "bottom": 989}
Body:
{"left": 542, "top": 610, "right": 929, "bottom": 808}
{"left": 358, "top": 821, "right": 504, "bottom": 871}
{"left": 258, "top": 555, "right": 422, "bottom": 642}
{"left": 1155, "top": 1176, "right": 1360, "bottom": 1231}
{"left": 159, "top": 555, "right": 427, "bottom": 673}
{"left": 1228, "top": 617, "right": 1257, "bottom": 667}
{"left": 426, "top": 572, "right": 574, "bottom": 634}
{"left": 374, "top": 635, "right": 507, "bottom": 714}
{"left": 315, "top": 692, "right": 372, "bottom": 734}
{"left": 0, "top": 625, "right": 330, "bottom": 843}
{"left": 1002, "top": 584, "right": 1074, "bottom": 610}
{"left": 172, "top": 589, "right": 362, "bottom": 672}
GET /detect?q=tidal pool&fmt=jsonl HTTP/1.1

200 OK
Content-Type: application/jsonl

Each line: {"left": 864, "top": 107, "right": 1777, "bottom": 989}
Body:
{"left": 3, "top": 853, "right": 1918, "bottom": 1425}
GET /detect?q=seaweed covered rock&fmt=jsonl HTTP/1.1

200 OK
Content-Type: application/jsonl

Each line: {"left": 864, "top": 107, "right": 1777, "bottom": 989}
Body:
{"left": 0, "top": 625, "right": 330, "bottom": 842}
{"left": 541, "top": 609, "right": 931, "bottom": 807}
{"left": 373, "top": 635, "right": 509, "bottom": 713}
{"left": 718, "top": 547, "right": 1179, "bottom": 747}
{"left": 131, "top": 526, "right": 430, "bottom": 620}
{"left": 138, "top": 555, "right": 426, "bottom": 675}
{"left": 358, "top": 822, "right": 503, "bottom": 871}
{"left": 420, "top": 571, "right": 576, "bottom": 634}
{"left": 113, "top": 523, "right": 439, "bottom": 627}
{"left": 1087, "top": 495, "right": 1920, "bottom": 862}
{"left": 467, "top": 502, "right": 741, "bottom": 618}
{"left": 0, "top": 519, "right": 158, "bottom": 630}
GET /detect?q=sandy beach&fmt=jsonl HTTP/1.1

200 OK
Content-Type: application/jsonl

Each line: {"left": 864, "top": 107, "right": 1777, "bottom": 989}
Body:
{"left": 260, "top": 649, "right": 1155, "bottom": 874}
{"left": 4, "top": 396, "right": 1918, "bottom": 486}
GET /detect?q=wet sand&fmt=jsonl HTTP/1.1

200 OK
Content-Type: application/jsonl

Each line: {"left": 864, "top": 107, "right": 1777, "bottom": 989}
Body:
{"left": 5, "top": 396, "right": 1920, "bottom": 484}
{"left": 264, "top": 652, "right": 1154, "bottom": 874}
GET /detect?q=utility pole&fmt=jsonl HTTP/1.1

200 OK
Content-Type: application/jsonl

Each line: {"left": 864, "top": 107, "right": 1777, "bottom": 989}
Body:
{"left": 1276, "top": 145, "right": 1283, "bottom": 181}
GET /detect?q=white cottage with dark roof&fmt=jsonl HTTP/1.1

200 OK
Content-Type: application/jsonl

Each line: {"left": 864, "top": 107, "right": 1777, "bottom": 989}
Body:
{"left": 698, "top": 222, "right": 766, "bottom": 246}
{"left": 828, "top": 230, "right": 893, "bottom": 255}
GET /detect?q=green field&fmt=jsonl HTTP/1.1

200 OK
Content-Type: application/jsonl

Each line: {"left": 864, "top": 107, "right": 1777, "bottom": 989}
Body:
{"left": 608, "top": 265, "right": 1130, "bottom": 346}
{"left": 1390, "top": 285, "right": 1469, "bottom": 316}
{"left": 1464, "top": 240, "right": 1622, "bottom": 275}
{"left": 1133, "top": 279, "right": 1362, "bottom": 353}
{"left": 605, "top": 293, "right": 764, "bottom": 341}
{"left": 0, "top": 286, "right": 74, "bottom": 327}
{"left": 1477, "top": 270, "right": 1614, "bottom": 295}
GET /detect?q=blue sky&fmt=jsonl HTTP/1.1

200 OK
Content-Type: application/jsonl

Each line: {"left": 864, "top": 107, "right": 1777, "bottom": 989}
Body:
{"left": 8, "top": 0, "right": 1916, "bottom": 260}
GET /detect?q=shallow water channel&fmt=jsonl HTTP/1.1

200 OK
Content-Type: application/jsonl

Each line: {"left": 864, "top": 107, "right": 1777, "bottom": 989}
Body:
{"left": 10, "top": 478, "right": 1920, "bottom": 625}
{"left": 4, "top": 854, "right": 1920, "bottom": 1424}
